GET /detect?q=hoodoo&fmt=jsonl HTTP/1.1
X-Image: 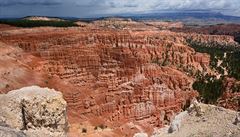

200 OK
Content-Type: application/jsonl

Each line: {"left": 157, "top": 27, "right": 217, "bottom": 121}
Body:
{"left": 0, "top": 11, "right": 240, "bottom": 137}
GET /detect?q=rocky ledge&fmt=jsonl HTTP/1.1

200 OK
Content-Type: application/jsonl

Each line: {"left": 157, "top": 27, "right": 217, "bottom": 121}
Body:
{"left": 0, "top": 86, "right": 68, "bottom": 137}
{"left": 134, "top": 101, "right": 240, "bottom": 137}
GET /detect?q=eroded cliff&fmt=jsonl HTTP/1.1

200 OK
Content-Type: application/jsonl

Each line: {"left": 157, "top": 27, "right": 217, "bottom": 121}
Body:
{"left": 0, "top": 21, "right": 239, "bottom": 136}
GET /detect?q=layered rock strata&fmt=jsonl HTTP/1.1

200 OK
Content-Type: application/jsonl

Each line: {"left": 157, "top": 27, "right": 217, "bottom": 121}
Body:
{"left": 0, "top": 23, "right": 238, "bottom": 136}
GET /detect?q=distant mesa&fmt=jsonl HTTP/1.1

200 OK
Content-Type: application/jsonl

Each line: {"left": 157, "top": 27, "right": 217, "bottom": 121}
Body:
{"left": 101, "top": 17, "right": 133, "bottom": 22}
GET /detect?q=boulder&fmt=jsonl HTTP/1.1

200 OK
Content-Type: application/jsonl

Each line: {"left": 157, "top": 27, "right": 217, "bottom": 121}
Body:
{"left": 0, "top": 86, "right": 67, "bottom": 137}
{"left": 188, "top": 99, "right": 204, "bottom": 116}
{"left": 233, "top": 112, "right": 240, "bottom": 125}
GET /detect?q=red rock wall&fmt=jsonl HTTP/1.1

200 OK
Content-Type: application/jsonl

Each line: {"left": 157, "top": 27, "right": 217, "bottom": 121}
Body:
{"left": 0, "top": 28, "right": 211, "bottom": 131}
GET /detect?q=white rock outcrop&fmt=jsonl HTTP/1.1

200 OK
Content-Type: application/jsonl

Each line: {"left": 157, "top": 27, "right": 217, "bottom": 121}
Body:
{"left": 168, "top": 111, "right": 188, "bottom": 133}
{"left": 133, "top": 133, "right": 148, "bottom": 137}
{"left": 0, "top": 86, "right": 67, "bottom": 137}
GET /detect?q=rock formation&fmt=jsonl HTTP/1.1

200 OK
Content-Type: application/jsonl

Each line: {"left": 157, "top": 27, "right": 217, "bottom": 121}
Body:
{"left": 172, "top": 24, "right": 240, "bottom": 44}
{"left": 233, "top": 113, "right": 240, "bottom": 125}
{"left": 0, "top": 28, "right": 204, "bottom": 133}
{"left": 0, "top": 86, "right": 67, "bottom": 137}
{"left": 151, "top": 103, "right": 240, "bottom": 137}
{"left": 0, "top": 20, "right": 239, "bottom": 136}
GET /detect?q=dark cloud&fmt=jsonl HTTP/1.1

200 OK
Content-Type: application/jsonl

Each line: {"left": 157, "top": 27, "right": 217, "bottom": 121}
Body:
{"left": 0, "top": 0, "right": 62, "bottom": 6}
{"left": 0, "top": 0, "right": 239, "bottom": 17}
{"left": 123, "top": 4, "right": 138, "bottom": 8}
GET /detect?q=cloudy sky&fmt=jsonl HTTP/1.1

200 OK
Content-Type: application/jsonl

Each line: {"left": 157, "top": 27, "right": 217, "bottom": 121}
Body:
{"left": 0, "top": 0, "right": 239, "bottom": 18}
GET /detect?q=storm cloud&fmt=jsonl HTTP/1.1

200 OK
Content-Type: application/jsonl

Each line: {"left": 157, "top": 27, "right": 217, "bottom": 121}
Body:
{"left": 0, "top": 0, "right": 63, "bottom": 6}
{"left": 0, "top": 0, "right": 239, "bottom": 17}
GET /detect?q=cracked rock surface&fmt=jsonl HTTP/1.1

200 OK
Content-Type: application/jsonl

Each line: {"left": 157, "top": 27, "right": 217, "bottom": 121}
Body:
{"left": 0, "top": 86, "right": 67, "bottom": 137}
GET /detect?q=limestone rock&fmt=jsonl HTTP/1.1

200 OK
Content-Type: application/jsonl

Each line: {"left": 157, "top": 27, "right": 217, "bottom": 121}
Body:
{"left": 188, "top": 99, "right": 204, "bottom": 116}
{"left": 151, "top": 103, "right": 240, "bottom": 137}
{"left": 0, "top": 125, "right": 26, "bottom": 137}
{"left": 0, "top": 122, "right": 26, "bottom": 137}
{"left": 24, "top": 128, "right": 66, "bottom": 137}
{"left": 168, "top": 111, "right": 188, "bottom": 133}
{"left": 133, "top": 132, "right": 148, "bottom": 137}
{"left": 233, "top": 112, "right": 240, "bottom": 125}
{"left": 0, "top": 86, "right": 67, "bottom": 137}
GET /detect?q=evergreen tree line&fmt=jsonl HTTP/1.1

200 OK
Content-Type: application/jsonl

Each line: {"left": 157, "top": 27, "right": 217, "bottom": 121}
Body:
{"left": 187, "top": 39, "right": 240, "bottom": 103}
{"left": 0, "top": 19, "right": 78, "bottom": 28}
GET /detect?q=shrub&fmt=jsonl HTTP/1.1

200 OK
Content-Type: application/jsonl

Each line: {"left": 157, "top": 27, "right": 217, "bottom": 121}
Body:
{"left": 45, "top": 80, "right": 49, "bottom": 85}
{"left": 233, "top": 85, "right": 240, "bottom": 93}
{"left": 94, "top": 124, "right": 107, "bottom": 130}
{"left": 234, "top": 35, "right": 240, "bottom": 44}
{"left": 5, "top": 84, "right": 10, "bottom": 88}
{"left": 99, "top": 124, "right": 107, "bottom": 129}
{"left": 192, "top": 75, "right": 223, "bottom": 103}
{"left": 82, "top": 128, "right": 87, "bottom": 133}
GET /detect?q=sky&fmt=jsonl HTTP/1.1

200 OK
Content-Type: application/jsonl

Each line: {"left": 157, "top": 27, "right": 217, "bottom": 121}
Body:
{"left": 0, "top": 0, "right": 239, "bottom": 18}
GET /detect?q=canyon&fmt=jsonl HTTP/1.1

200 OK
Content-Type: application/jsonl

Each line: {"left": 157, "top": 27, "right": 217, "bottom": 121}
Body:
{"left": 0, "top": 19, "right": 239, "bottom": 136}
